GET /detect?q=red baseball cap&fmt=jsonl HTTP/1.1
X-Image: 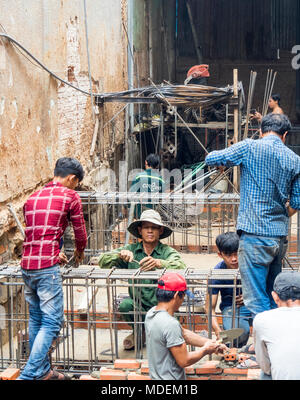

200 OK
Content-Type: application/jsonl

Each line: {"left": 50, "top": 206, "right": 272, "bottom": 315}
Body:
{"left": 158, "top": 272, "right": 194, "bottom": 298}
{"left": 187, "top": 64, "right": 210, "bottom": 78}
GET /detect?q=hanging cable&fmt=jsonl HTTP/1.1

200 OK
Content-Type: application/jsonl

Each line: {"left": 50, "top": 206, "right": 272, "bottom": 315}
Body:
{"left": 0, "top": 32, "right": 91, "bottom": 96}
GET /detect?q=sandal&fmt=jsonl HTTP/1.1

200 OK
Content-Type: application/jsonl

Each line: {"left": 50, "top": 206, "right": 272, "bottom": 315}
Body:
{"left": 123, "top": 333, "right": 135, "bottom": 350}
{"left": 42, "top": 368, "right": 71, "bottom": 380}
{"left": 237, "top": 356, "right": 259, "bottom": 369}
{"left": 238, "top": 344, "right": 255, "bottom": 355}
{"left": 123, "top": 332, "right": 146, "bottom": 351}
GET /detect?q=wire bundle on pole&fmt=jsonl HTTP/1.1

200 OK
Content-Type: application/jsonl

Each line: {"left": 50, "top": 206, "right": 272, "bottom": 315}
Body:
{"left": 98, "top": 83, "right": 235, "bottom": 108}
{"left": 262, "top": 69, "right": 277, "bottom": 117}
{"left": 243, "top": 70, "right": 257, "bottom": 140}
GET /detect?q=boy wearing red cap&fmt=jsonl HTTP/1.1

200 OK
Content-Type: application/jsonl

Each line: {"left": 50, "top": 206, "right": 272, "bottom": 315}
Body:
{"left": 145, "top": 272, "right": 226, "bottom": 380}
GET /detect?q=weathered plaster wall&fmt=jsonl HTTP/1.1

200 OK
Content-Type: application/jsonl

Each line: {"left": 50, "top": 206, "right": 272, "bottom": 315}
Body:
{"left": 0, "top": 0, "right": 128, "bottom": 259}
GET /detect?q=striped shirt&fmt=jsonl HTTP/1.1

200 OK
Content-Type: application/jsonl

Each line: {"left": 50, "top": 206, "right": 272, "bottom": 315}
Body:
{"left": 21, "top": 181, "right": 87, "bottom": 270}
{"left": 205, "top": 134, "right": 300, "bottom": 237}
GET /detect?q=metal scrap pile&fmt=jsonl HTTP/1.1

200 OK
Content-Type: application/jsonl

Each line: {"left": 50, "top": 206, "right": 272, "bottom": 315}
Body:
{"left": 96, "top": 83, "right": 235, "bottom": 108}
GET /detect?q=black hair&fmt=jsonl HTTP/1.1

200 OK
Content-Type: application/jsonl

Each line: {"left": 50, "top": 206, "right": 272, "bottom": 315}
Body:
{"left": 156, "top": 287, "right": 185, "bottom": 303}
{"left": 261, "top": 113, "right": 292, "bottom": 136}
{"left": 271, "top": 93, "right": 281, "bottom": 105}
{"left": 54, "top": 157, "right": 84, "bottom": 182}
{"left": 146, "top": 153, "right": 160, "bottom": 169}
{"left": 216, "top": 232, "right": 239, "bottom": 255}
{"left": 277, "top": 286, "right": 300, "bottom": 302}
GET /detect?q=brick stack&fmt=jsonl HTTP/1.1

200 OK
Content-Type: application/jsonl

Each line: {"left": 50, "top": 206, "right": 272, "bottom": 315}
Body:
{"left": 0, "top": 368, "right": 20, "bottom": 380}
{"left": 79, "top": 359, "right": 261, "bottom": 381}
{"left": 0, "top": 360, "right": 261, "bottom": 381}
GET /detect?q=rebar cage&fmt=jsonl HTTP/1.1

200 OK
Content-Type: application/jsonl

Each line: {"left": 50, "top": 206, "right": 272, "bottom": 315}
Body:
{"left": 0, "top": 192, "right": 299, "bottom": 376}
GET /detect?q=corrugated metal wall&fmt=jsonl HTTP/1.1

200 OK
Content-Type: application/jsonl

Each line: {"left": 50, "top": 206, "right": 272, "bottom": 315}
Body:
{"left": 177, "top": 0, "right": 298, "bottom": 60}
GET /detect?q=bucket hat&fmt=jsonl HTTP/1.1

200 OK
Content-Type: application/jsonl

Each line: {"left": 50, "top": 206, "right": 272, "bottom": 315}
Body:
{"left": 127, "top": 209, "right": 173, "bottom": 239}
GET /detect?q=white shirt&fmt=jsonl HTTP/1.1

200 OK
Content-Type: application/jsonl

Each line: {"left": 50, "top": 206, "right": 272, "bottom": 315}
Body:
{"left": 253, "top": 307, "right": 300, "bottom": 380}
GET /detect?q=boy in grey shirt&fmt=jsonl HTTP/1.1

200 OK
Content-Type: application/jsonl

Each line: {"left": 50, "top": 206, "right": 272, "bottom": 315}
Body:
{"left": 145, "top": 272, "right": 226, "bottom": 380}
{"left": 254, "top": 271, "right": 300, "bottom": 380}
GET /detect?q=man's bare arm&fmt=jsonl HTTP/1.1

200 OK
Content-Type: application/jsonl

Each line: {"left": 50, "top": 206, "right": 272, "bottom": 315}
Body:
{"left": 205, "top": 293, "right": 222, "bottom": 339}
{"left": 287, "top": 205, "right": 298, "bottom": 217}
{"left": 182, "top": 328, "right": 228, "bottom": 354}
{"left": 170, "top": 341, "right": 220, "bottom": 368}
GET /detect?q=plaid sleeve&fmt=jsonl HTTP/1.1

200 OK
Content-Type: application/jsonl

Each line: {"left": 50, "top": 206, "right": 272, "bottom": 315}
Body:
{"left": 290, "top": 174, "right": 300, "bottom": 210}
{"left": 205, "top": 140, "right": 250, "bottom": 167}
{"left": 69, "top": 192, "right": 87, "bottom": 252}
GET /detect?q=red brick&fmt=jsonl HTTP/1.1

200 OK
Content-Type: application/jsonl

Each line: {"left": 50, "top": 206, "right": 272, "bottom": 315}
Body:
{"left": 141, "top": 361, "right": 149, "bottom": 374}
{"left": 0, "top": 368, "right": 20, "bottom": 380}
{"left": 210, "top": 375, "right": 239, "bottom": 380}
{"left": 223, "top": 367, "right": 248, "bottom": 375}
{"left": 185, "top": 366, "right": 195, "bottom": 375}
{"left": 114, "top": 359, "right": 140, "bottom": 370}
{"left": 79, "top": 375, "right": 99, "bottom": 380}
{"left": 99, "top": 368, "right": 127, "bottom": 381}
{"left": 187, "top": 376, "right": 210, "bottom": 380}
{"left": 247, "top": 369, "right": 261, "bottom": 380}
{"left": 195, "top": 360, "right": 222, "bottom": 375}
{"left": 128, "top": 372, "right": 151, "bottom": 380}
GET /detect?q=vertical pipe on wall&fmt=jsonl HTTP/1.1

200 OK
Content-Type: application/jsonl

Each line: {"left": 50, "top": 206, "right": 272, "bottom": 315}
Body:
{"left": 127, "top": 0, "right": 134, "bottom": 133}
{"left": 83, "top": 0, "right": 95, "bottom": 122}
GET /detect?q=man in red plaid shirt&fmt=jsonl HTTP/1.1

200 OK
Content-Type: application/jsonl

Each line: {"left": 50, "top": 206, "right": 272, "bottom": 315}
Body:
{"left": 19, "top": 157, "right": 87, "bottom": 380}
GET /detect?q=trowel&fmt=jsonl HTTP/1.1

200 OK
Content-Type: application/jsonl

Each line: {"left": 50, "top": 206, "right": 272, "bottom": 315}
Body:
{"left": 218, "top": 328, "right": 244, "bottom": 344}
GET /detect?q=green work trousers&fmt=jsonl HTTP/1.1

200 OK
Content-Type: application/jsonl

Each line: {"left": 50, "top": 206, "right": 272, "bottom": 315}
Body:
{"left": 118, "top": 297, "right": 151, "bottom": 329}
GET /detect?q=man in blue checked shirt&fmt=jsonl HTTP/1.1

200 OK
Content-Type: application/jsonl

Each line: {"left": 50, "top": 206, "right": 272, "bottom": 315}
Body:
{"left": 205, "top": 113, "right": 300, "bottom": 318}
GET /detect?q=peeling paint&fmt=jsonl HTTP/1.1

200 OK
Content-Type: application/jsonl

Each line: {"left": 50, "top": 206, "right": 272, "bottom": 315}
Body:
{"left": 46, "top": 146, "right": 52, "bottom": 164}
{"left": 10, "top": 119, "right": 16, "bottom": 129}
{"left": 0, "top": 45, "right": 6, "bottom": 70}
{"left": 12, "top": 99, "right": 18, "bottom": 113}
{"left": 36, "top": 126, "right": 41, "bottom": 134}
{"left": 8, "top": 66, "right": 13, "bottom": 87}
{"left": 0, "top": 97, "right": 4, "bottom": 115}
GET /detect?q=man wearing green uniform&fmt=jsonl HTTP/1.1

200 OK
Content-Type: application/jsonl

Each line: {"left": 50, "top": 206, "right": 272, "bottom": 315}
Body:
{"left": 129, "top": 154, "right": 165, "bottom": 218}
{"left": 98, "top": 209, "right": 185, "bottom": 350}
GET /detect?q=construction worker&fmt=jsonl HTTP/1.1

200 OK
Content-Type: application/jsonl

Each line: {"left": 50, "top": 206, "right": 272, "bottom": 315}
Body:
{"left": 184, "top": 64, "right": 210, "bottom": 86}
{"left": 129, "top": 153, "right": 165, "bottom": 218}
{"left": 205, "top": 113, "right": 300, "bottom": 320}
{"left": 98, "top": 209, "right": 185, "bottom": 350}
{"left": 252, "top": 93, "right": 284, "bottom": 122}
{"left": 18, "top": 158, "right": 87, "bottom": 380}
{"left": 145, "top": 272, "right": 227, "bottom": 380}
{"left": 254, "top": 271, "right": 300, "bottom": 380}
{"left": 205, "top": 232, "right": 252, "bottom": 348}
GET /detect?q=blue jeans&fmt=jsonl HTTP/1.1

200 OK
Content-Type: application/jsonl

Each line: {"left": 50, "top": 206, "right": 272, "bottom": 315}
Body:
{"left": 222, "top": 305, "right": 252, "bottom": 348}
{"left": 238, "top": 233, "right": 288, "bottom": 317}
{"left": 19, "top": 265, "right": 64, "bottom": 380}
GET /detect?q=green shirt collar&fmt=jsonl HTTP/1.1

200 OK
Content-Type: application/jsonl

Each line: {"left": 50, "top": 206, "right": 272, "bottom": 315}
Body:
{"left": 135, "top": 240, "right": 163, "bottom": 256}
